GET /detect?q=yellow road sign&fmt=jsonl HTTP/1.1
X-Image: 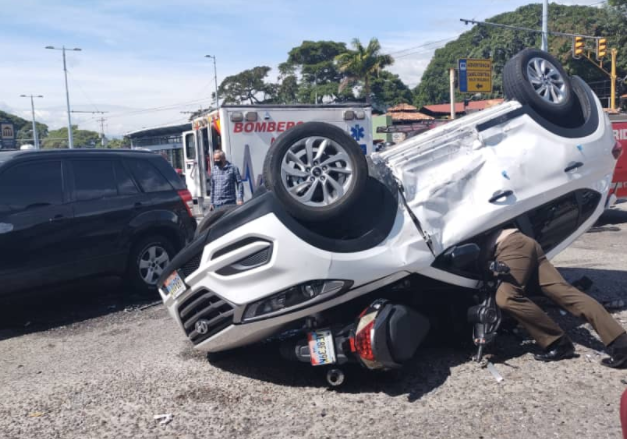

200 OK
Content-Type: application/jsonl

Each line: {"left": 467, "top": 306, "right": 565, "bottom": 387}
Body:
{"left": 458, "top": 58, "right": 493, "bottom": 93}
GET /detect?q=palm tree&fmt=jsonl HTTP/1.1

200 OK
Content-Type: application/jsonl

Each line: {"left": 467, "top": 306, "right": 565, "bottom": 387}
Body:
{"left": 335, "top": 38, "right": 394, "bottom": 103}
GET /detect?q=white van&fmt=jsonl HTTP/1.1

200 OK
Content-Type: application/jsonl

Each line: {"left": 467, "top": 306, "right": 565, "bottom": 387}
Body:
{"left": 182, "top": 104, "right": 373, "bottom": 215}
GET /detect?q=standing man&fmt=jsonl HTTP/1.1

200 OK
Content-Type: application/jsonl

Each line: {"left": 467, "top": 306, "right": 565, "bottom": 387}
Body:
{"left": 490, "top": 228, "right": 627, "bottom": 368}
{"left": 210, "top": 150, "right": 244, "bottom": 211}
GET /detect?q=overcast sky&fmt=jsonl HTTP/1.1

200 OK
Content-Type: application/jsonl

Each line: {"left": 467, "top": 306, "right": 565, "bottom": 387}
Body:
{"left": 0, "top": 0, "right": 603, "bottom": 136}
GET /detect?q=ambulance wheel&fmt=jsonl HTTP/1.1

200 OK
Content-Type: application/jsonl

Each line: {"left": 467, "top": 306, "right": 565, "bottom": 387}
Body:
{"left": 503, "top": 48, "right": 575, "bottom": 123}
{"left": 263, "top": 122, "right": 368, "bottom": 222}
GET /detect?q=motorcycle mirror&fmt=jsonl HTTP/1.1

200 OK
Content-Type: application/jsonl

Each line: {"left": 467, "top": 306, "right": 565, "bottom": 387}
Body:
{"left": 450, "top": 243, "right": 481, "bottom": 269}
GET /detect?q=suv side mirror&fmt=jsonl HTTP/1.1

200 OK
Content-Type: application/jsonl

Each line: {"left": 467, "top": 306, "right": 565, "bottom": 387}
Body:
{"left": 450, "top": 243, "right": 481, "bottom": 269}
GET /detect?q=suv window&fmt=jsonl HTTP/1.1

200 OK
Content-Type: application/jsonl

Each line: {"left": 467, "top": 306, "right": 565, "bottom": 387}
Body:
{"left": 114, "top": 161, "right": 139, "bottom": 195}
{"left": 72, "top": 160, "right": 117, "bottom": 201}
{"left": 127, "top": 159, "right": 172, "bottom": 193}
{"left": 0, "top": 161, "right": 63, "bottom": 211}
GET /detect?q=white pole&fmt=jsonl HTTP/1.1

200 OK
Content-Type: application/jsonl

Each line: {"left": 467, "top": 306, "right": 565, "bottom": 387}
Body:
{"left": 213, "top": 57, "right": 219, "bottom": 109}
{"left": 542, "top": 0, "right": 549, "bottom": 52}
{"left": 450, "top": 68, "right": 456, "bottom": 120}
{"left": 30, "top": 96, "right": 40, "bottom": 150}
{"left": 62, "top": 47, "right": 75, "bottom": 149}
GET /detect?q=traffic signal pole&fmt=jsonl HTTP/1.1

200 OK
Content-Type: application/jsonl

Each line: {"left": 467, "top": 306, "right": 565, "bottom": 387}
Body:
{"left": 611, "top": 48, "right": 618, "bottom": 111}
{"left": 580, "top": 47, "right": 618, "bottom": 111}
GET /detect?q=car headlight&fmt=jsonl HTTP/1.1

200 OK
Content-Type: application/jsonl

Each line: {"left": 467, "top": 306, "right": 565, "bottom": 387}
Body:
{"left": 242, "top": 280, "right": 353, "bottom": 322}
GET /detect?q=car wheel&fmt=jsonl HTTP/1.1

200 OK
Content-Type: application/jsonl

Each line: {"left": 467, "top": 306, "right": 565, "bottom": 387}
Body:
{"left": 195, "top": 205, "right": 237, "bottom": 238}
{"left": 503, "top": 48, "right": 575, "bottom": 123}
{"left": 127, "top": 235, "right": 175, "bottom": 294}
{"left": 263, "top": 121, "right": 368, "bottom": 222}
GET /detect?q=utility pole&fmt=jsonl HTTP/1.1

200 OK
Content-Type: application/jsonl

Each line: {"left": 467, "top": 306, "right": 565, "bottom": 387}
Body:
{"left": 20, "top": 94, "right": 43, "bottom": 149}
{"left": 71, "top": 110, "right": 109, "bottom": 147}
{"left": 205, "top": 55, "right": 220, "bottom": 109}
{"left": 46, "top": 46, "right": 82, "bottom": 149}
{"left": 542, "top": 0, "right": 549, "bottom": 51}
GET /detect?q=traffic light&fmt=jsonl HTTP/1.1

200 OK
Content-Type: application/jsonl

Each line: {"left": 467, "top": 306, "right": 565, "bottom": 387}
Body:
{"left": 573, "top": 36, "right": 585, "bottom": 59}
{"left": 597, "top": 37, "right": 607, "bottom": 60}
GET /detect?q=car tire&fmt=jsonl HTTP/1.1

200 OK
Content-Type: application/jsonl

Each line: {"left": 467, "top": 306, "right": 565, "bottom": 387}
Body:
{"left": 263, "top": 121, "right": 368, "bottom": 222}
{"left": 503, "top": 48, "right": 575, "bottom": 124}
{"left": 195, "top": 205, "right": 237, "bottom": 238}
{"left": 127, "top": 235, "right": 176, "bottom": 295}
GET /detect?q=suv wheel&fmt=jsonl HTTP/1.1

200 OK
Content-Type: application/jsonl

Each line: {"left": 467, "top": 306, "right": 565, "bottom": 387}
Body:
{"left": 503, "top": 48, "right": 576, "bottom": 125}
{"left": 262, "top": 122, "right": 368, "bottom": 222}
{"left": 127, "top": 235, "right": 175, "bottom": 294}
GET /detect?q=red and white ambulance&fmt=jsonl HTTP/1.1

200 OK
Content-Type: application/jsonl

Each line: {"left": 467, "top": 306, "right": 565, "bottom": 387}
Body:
{"left": 182, "top": 104, "right": 373, "bottom": 215}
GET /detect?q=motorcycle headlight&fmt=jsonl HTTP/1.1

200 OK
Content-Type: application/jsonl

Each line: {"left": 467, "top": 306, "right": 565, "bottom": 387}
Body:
{"left": 242, "top": 280, "right": 352, "bottom": 322}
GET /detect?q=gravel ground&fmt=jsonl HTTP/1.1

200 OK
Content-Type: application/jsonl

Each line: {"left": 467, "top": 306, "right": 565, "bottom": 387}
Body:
{"left": 1, "top": 204, "right": 627, "bottom": 439}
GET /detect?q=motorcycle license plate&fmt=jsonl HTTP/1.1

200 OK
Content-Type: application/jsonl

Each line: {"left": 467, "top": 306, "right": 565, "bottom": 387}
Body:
{"left": 307, "top": 329, "right": 336, "bottom": 366}
{"left": 163, "top": 271, "right": 187, "bottom": 299}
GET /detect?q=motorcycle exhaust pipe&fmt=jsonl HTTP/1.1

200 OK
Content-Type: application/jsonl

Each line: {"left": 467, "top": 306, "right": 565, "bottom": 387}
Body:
{"left": 326, "top": 368, "right": 345, "bottom": 387}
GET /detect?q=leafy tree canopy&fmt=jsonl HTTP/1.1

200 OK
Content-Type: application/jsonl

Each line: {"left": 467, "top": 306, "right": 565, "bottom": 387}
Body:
{"left": 42, "top": 126, "right": 101, "bottom": 149}
{"left": 280, "top": 41, "right": 354, "bottom": 103}
{"left": 414, "top": 3, "right": 627, "bottom": 108}
{"left": 218, "top": 66, "right": 275, "bottom": 104}
{"left": 336, "top": 38, "right": 394, "bottom": 104}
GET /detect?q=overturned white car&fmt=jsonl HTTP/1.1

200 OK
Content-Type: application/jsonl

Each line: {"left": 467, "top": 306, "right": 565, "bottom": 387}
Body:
{"left": 158, "top": 49, "right": 622, "bottom": 379}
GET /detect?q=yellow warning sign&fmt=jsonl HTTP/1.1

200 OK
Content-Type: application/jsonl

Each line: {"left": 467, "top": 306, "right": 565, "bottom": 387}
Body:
{"left": 458, "top": 58, "right": 493, "bottom": 93}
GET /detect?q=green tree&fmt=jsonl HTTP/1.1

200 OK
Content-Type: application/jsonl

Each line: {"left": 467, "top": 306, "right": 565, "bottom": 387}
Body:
{"left": 335, "top": 38, "right": 394, "bottom": 104}
{"left": 42, "top": 126, "right": 101, "bottom": 149}
{"left": 280, "top": 40, "right": 352, "bottom": 103}
{"left": 413, "top": 4, "right": 627, "bottom": 109}
{"left": 106, "top": 137, "right": 130, "bottom": 149}
{"left": 368, "top": 71, "right": 413, "bottom": 109}
{"left": 218, "top": 66, "right": 276, "bottom": 104}
{"left": 275, "top": 74, "right": 299, "bottom": 104}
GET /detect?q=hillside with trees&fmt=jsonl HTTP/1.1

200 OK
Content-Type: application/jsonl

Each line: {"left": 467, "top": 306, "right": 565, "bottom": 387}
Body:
{"left": 0, "top": 109, "right": 107, "bottom": 149}
{"left": 414, "top": 3, "right": 627, "bottom": 108}
{"left": 0, "top": 110, "right": 48, "bottom": 145}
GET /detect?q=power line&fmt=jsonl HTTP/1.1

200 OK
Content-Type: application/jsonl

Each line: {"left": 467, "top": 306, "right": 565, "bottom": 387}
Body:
{"left": 67, "top": 70, "right": 101, "bottom": 114}
{"left": 105, "top": 96, "right": 213, "bottom": 119}
{"left": 386, "top": 37, "right": 458, "bottom": 57}
{"left": 393, "top": 38, "right": 458, "bottom": 59}
{"left": 459, "top": 17, "right": 599, "bottom": 39}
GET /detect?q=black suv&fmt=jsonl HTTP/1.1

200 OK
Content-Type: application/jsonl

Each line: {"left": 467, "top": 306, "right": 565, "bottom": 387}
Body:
{"left": 0, "top": 149, "right": 196, "bottom": 296}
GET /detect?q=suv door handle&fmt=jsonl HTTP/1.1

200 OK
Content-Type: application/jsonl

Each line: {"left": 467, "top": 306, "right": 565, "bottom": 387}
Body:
{"left": 133, "top": 202, "right": 143, "bottom": 209}
{"left": 49, "top": 214, "right": 66, "bottom": 223}
{"left": 564, "top": 162, "right": 584, "bottom": 173}
{"left": 489, "top": 190, "right": 513, "bottom": 204}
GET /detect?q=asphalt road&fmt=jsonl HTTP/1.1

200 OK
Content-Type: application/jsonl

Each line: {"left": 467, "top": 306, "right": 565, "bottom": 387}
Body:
{"left": 1, "top": 204, "right": 627, "bottom": 439}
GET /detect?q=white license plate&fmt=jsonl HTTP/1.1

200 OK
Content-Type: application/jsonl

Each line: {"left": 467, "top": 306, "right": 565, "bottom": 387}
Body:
{"left": 164, "top": 272, "right": 187, "bottom": 299}
{"left": 307, "top": 329, "right": 336, "bottom": 366}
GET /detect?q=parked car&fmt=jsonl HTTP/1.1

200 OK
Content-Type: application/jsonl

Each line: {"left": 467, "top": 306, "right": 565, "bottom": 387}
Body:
{"left": 157, "top": 49, "right": 621, "bottom": 378}
{"left": 0, "top": 149, "right": 196, "bottom": 297}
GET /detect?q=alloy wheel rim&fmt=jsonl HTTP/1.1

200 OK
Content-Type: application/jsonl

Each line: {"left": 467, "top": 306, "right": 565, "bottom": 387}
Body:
{"left": 138, "top": 245, "right": 170, "bottom": 285}
{"left": 526, "top": 57, "right": 567, "bottom": 104}
{"left": 280, "top": 136, "right": 354, "bottom": 207}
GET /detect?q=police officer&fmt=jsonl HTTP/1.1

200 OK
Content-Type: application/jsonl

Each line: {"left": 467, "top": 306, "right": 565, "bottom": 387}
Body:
{"left": 491, "top": 228, "right": 627, "bottom": 368}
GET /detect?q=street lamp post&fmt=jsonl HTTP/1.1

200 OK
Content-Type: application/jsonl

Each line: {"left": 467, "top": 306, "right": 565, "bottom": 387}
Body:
{"left": 46, "top": 45, "right": 82, "bottom": 149}
{"left": 205, "top": 55, "right": 220, "bottom": 109}
{"left": 20, "top": 94, "right": 44, "bottom": 149}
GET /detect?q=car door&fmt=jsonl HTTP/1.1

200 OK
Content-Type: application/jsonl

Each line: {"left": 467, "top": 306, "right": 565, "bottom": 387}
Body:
{"left": 67, "top": 158, "right": 144, "bottom": 275}
{"left": 0, "top": 159, "right": 74, "bottom": 294}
